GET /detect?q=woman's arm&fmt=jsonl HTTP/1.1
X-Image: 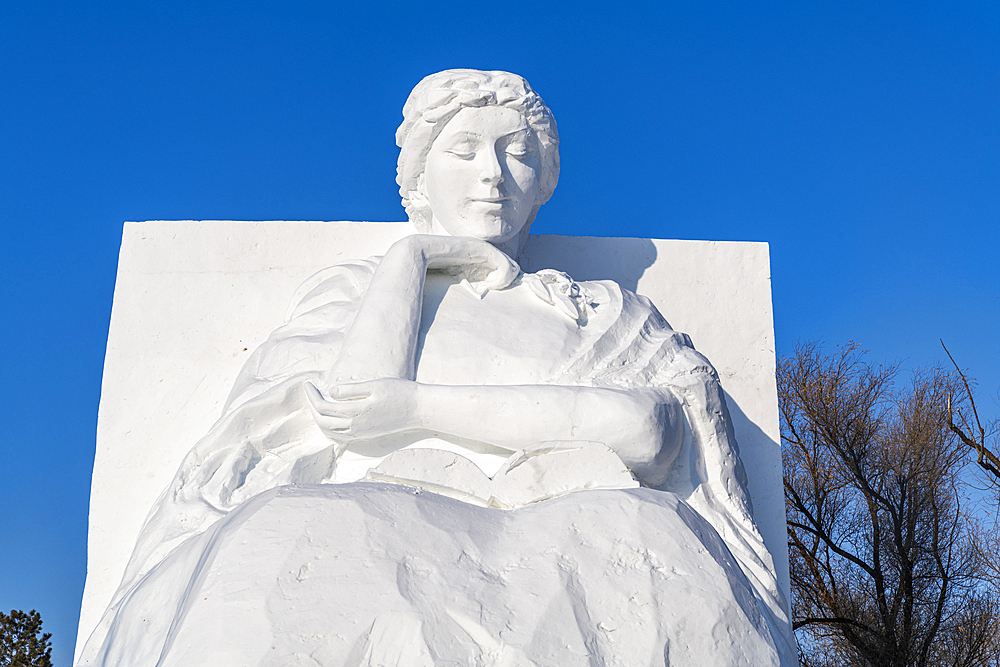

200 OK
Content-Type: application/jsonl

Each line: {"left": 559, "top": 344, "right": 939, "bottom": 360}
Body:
{"left": 306, "top": 380, "right": 685, "bottom": 487}
{"left": 329, "top": 235, "right": 519, "bottom": 382}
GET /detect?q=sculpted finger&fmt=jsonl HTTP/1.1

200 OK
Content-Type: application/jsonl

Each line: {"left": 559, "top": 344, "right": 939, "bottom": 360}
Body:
{"left": 305, "top": 383, "right": 364, "bottom": 419}
{"left": 482, "top": 254, "right": 521, "bottom": 291}
{"left": 314, "top": 414, "right": 352, "bottom": 432}
{"left": 304, "top": 382, "right": 331, "bottom": 411}
{"left": 328, "top": 382, "right": 373, "bottom": 401}
{"left": 319, "top": 402, "right": 365, "bottom": 418}
{"left": 461, "top": 278, "right": 488, "bottom": 299}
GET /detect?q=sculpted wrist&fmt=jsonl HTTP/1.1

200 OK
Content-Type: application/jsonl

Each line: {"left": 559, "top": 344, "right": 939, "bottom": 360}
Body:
{"left": 411, "top": 381, "right": 439, "bottom": 433}
{"left": 387, "top": 234, "right": 432, "bottom": 266}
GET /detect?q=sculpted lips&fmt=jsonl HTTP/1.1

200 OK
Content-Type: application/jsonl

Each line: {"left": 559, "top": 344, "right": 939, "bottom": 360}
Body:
{"left": 470, "top": 193, "right": 509, "bottom": 203}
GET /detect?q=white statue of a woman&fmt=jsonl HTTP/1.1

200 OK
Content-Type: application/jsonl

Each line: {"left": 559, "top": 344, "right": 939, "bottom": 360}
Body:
{"left": 79, "top": 70, "right": 795, "bottom": 667}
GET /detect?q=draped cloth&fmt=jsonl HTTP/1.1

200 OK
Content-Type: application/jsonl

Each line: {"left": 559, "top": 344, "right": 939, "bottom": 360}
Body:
{"left": 79, "top": 257, "right": 795, "bottom": 665}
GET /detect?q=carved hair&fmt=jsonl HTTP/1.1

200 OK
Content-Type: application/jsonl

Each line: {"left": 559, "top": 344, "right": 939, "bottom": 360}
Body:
{"left": 396, "top": 69, "right": 560, "bottom": 233}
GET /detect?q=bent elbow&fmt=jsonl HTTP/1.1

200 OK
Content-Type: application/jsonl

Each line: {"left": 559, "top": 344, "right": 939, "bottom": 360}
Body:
{"left": 628, "top": 397, "right": 684, "bottom": 487}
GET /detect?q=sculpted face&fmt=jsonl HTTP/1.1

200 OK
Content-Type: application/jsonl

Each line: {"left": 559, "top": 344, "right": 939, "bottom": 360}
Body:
{"left": 424, "top": 105, "right": 542, "bottom": 244}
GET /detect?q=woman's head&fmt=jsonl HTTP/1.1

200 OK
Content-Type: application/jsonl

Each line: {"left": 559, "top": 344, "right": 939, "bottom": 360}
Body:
{"left": 396, "top": 70, "right": 560, "bottom": 247}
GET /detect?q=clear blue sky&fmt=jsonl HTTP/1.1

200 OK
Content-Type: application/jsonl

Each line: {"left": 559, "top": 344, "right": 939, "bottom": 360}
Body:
{"left": 2, "top": 1, "right": 997, "bottom": 664}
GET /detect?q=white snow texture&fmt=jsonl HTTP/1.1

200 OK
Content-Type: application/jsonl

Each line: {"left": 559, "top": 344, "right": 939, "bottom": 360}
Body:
{"left": 90, "top": 484, "right": 786, "bottom": 666}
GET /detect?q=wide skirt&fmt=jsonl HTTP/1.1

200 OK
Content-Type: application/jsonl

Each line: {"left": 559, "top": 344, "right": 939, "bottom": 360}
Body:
{"left": 89, "top": 483, "right": 782, "bottom": 666}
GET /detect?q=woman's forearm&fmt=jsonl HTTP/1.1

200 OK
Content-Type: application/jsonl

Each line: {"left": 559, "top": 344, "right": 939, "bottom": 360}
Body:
{"left": 330, "top": 238, "right": 428, "bottom": 382}
{"left": 416, "top": 383, "right": 684, "bottom": 486}
{"left": 328, "top": 235, "right": 520, "bottom": 382}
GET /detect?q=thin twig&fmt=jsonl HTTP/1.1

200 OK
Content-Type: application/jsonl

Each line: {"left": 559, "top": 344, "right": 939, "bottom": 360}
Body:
{"left": 940, "top": 340, "right": 1000, "bottom": 479}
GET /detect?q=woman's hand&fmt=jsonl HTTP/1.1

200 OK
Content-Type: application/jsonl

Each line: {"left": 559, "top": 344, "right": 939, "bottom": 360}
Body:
{"left": 305, "top": 378, "right": 423, "bottom": 443}
{"left": 391, "top": 234, "right": 521, "bottom": 294}
{"left": 328, "top": 234, "right": 520, "bottom": 384}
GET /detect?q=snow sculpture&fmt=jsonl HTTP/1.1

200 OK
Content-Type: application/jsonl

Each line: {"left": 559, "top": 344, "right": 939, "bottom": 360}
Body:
{"left": 78, "top": 70, "right": 795, "bottom": 666}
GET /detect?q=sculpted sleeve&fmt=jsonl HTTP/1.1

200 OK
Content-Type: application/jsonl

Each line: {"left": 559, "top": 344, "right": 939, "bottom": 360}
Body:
{"left": 223, "top": 260, "right": 378, "bottom": 412}
{"left": 114, "top": 259, "right": 379, "bottom": 598}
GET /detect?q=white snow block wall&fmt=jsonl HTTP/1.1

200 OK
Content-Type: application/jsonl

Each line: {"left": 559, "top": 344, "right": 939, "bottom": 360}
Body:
{"left": 76, "top": 221, "right": 788, "bottom": 660}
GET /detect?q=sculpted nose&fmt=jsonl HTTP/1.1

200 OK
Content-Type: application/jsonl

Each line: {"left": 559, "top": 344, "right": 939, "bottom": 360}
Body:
{"left": 479, "top": 147, "right": 503, "bottom": 185}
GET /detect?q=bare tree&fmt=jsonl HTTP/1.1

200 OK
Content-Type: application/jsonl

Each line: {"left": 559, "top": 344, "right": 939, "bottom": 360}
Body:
{"left": 780, "top": 343, "right": 1000, "bottom": 667}
{"left": 940, "top": 340, "right": 1000, "bottom": 592}
{"left": 940, "top": 340, "right": 1000, "bottom": 486}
